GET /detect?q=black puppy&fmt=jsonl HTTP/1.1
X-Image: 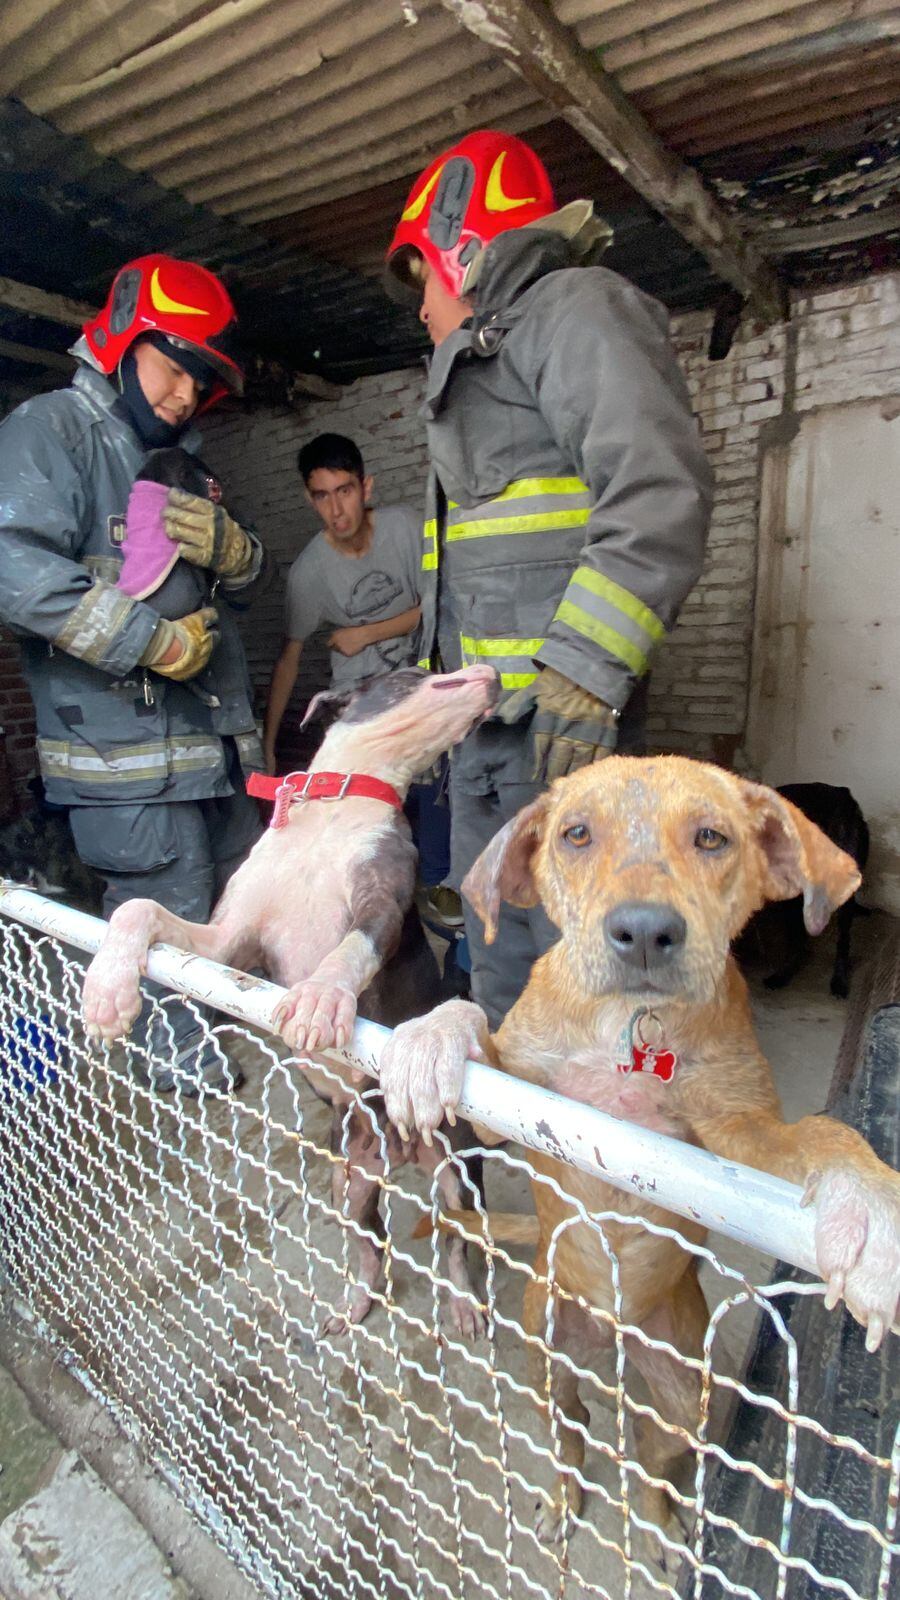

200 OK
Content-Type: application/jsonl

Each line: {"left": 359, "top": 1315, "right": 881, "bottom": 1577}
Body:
{"left": 737, "top": 782, "right": 869, "bottom": 997}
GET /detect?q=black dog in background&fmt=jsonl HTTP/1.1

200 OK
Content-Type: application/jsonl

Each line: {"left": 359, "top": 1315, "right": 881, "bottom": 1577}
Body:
{"left": 737, "top": 782, "right": 869, "bottom": 997}
{"left": 0, "top": 779, "right": 103, "bottom": 916}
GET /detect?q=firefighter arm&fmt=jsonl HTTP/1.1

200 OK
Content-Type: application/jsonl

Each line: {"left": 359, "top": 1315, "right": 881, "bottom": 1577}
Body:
{"left": 0, "top": 414, "right": 160, "bottom": 674}
{"left": 264, "top": 638, "right": 303, "bottom": 772}
{"left": 329, "top": 604, "right": 421, "bottom": 657}
{"left": 531, "top": 277, "right": 713, "bottom": 708}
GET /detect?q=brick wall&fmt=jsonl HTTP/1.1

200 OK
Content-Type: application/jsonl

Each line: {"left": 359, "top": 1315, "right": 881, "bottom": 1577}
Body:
{"left": 2, "top": 271, "right": 898, "bottom": 811}
{"left": 655, "top": 272, "right": 900, "bottom": 764}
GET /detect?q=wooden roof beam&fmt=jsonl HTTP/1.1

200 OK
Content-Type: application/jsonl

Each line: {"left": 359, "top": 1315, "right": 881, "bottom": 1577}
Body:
{"left": 0, "top": 275, "right": 96, "bottom": 328}
{"left": 436, "top": 0, "right": 786, "bottom": 323}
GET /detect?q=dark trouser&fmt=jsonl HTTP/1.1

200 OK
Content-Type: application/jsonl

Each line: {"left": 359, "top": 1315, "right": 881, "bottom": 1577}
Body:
{"left": 449, "top": 778, "right": 558, "bottom": 1030}
{"left": 68, "top": 758, "right": 262, "bottom": 1055}
{"left": 449, "top": 683, "right": 648, "bottom": 1031}
{"left": 405, "top": 763, "right": 452, "bottom": 888}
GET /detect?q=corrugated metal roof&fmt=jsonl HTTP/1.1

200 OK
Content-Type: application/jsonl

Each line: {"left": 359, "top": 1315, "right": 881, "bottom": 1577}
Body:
{"left": 1, "top": 0, "right": 898, "bottom": 380}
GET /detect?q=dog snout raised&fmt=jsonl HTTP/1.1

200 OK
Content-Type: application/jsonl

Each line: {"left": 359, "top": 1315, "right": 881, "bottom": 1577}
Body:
{"left": 603, "top": 901, "right": 687, "bottom": 971}
{"left": 431, "top": 664, "right": 500, "bottom": 707}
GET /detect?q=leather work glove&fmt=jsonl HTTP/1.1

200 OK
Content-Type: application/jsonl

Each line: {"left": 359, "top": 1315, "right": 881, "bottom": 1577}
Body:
{"left": 139, "top": 606, "right": 220, "bottom": 682}
{"left": 163, "top": 489, "right": 254, "bottom": 579}
{"left": 528, "top": 666, "right": 620, "bottom": 783}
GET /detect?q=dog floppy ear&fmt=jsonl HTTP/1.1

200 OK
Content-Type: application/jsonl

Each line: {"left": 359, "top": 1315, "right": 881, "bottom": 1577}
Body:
{"left": 462, "top": 796, "right": 550, "bottom": 945}
{"left": 739, "top": 780, "right": 861, "bottom": 934}
{"left": 300, "top": 687, "right": 355, "bottom": 728}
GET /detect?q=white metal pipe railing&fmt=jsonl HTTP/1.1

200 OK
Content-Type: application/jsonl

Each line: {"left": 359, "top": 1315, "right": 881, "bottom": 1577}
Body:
{"left": 0, "top": 884, "right": 818, "bottom": 1276}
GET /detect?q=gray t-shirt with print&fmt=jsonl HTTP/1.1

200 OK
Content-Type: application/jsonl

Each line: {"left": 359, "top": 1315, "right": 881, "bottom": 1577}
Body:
{"left": 285, "top": 504, "right": 421, "bottom": 688}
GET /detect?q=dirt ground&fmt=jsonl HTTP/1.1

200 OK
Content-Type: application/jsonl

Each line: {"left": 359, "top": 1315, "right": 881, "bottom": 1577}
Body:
{"left": 0, "top": 913, "right": 884, "bottom": 1600}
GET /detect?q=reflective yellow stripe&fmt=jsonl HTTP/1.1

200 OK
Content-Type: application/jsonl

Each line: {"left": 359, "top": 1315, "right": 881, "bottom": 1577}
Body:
{"left": 446, "top": 507, "right": 590, "bottom": 540}
{"left": 422, "top": 516, "right": 438, "bottom": 571}
{"left": 459, "top": 635, "right": 541, "bottom": 691}
{"left": 570, "top": 566, "right": 665, "bottom": 645}
{"left": 497, "top": 670, "right": 538, "bottom": 689}
{"left": 554, "top": 601, "right": 649, "bottom": 676}
{"left": 446, "top": 476, "right": 590, "bottom": 540}
{"left": 417, "top": 656, "right": 432, "bottom": 671}
{"left": 37, "top": 735, "right": 224, "bottom": 783}
{"left": 447, "top": 477, "right": 585, "bottom": 513}
{"left": 486, "top": 476, "right": 588, "bottom": 502}
{"left": 460, "top": 635, "right": 544, "bottom": 658}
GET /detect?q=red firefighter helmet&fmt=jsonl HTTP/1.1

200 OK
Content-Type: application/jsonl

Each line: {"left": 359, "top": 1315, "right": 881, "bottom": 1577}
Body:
{"left": 387, "top": 129, "right": 556, "bottom": 299}
{"left": 83, "top": 254, "right": 244, "bottom": 408}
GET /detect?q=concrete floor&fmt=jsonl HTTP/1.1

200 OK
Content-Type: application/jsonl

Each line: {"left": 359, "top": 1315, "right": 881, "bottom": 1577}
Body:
{"left": 0, "top": 909, "right": 886, "bottom": 1600}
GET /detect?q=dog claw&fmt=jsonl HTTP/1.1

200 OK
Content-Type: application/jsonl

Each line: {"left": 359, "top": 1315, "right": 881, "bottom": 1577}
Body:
{"left": 866, "top": 1313, "right": 885, "bottom": 1353}
{"left": 824, "top": 1271, "right": 844, "bottom": 1311}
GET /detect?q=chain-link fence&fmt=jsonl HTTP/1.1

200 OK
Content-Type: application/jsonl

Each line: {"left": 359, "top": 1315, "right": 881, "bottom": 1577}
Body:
{"left": 1, "top": 887, "right": 897, "bottom": 1600}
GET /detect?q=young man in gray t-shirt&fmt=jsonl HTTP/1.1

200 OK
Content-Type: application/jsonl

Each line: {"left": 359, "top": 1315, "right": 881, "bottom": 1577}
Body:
{"left": 263, "top": 432, "right": 462, "bottom": 928}
{"left": 263, "top": 432, "right": 422, "bottom": 771}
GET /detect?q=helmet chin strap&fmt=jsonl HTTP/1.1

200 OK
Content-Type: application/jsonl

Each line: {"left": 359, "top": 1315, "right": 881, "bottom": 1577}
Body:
{"left": 117, "top": 348, "right": 188, "bottom": 450}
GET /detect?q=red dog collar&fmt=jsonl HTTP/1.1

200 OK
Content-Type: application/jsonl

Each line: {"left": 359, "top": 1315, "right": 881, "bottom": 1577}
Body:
{"left": 247, "top": 769, "right": 404, "bottom": 830}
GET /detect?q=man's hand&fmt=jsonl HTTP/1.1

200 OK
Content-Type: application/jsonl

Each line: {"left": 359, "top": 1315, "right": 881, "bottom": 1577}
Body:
{"left": 329, "top": 623, "right": 373, "bottom": 658}
{"left": 164, "top": 489, "right": 254, "bottom": 578}
{"left": 530, "top": 666, "right": 619, "bottom": 782}
{"left": 139, "top": 607, "right": 219, "bottom": 681}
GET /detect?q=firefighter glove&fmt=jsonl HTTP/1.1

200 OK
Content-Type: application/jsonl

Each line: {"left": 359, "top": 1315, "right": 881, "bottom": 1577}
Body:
{"left": 139, "top": 607, "right": 220, "bottom": 681}
{"left": 530, "top": 667, "right": 620, "bottom": 783}
{"left": 164, "top": 489, "right": 254, "bottom": 578}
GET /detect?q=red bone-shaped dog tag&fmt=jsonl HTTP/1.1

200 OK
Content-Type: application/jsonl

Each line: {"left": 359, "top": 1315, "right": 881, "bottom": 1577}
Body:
{"left": 617, "top": 1011, "right": 678, "bottom": 1083}
{"left": 629, "top": 1045, "right": 677, "bottom": 1083}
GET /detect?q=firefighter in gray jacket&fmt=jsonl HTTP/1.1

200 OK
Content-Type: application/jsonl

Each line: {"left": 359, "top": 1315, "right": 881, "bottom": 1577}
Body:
{"left": 386, "top": 130, "right": 714, "bottom": 1027}
{"left": 0, "top": 253, "right": 265, "bottom": 1090}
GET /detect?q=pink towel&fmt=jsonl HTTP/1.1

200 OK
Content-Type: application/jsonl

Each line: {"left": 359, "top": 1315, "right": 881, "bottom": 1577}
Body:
{"left": 117, "top": 480, "right": 180, "bottom": 601}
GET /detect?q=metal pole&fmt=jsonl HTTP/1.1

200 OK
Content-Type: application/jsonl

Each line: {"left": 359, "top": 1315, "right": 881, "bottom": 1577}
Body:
{"left": 1, "top": 885, "right": 817, "bottom": 1274}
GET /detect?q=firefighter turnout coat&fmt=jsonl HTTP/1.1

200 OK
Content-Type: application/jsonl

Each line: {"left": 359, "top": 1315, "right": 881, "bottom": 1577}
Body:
{"left": 417, "top": 227, "right": 714, "bottom": 786}
{"left": 0, "top": 348, "right": 264, "bottom": 808}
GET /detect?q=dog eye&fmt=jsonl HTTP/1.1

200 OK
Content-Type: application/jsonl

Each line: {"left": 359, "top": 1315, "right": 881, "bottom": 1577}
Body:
{"left": 695, "top": 827, "right": 729, "bottom": 852}
{"left": 562, "top": 823, "right": 592, "bottom": 848}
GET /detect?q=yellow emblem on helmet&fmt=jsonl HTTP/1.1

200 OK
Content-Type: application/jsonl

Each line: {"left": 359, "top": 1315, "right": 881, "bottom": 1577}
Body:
{"left": 149, "top": 266, "right": 207, "bottom": 316}
{"left": 485, "top": 150, "right": 537, "bottom": 213}
{"left": 401, "top": 163, "right": 446, "bottom": 222}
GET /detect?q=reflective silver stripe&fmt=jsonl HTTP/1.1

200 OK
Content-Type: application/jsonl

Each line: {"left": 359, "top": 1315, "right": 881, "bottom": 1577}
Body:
{"left": 422, "top": 518, "right": 438, "bottom": 572}
{"left": 460, "top": 634, "right": 541, "bottom": 691}
{"left": 169, "top": 740, "right": 225, "bottom": 773}
{"left": 55, "top": 581, "right": 136, "bottom": 666}
{"left": 554, "top": 565, "right": 665, "bottom": 676}
{"left": 38, "top": 735, "right": 223, "bottom": 784}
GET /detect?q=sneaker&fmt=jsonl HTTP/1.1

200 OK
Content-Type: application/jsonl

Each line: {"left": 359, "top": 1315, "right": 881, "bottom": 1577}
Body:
{"left": 145, "top": 1021, "right": 245, "bottom": 1097}
{"left": 424, "top": 885, "right": 465, "bottom": 929}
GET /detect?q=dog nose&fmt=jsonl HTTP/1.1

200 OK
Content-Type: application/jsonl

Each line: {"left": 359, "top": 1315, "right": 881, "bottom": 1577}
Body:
{"left": 604, "top": 902, "right": 687, "bottom": 969}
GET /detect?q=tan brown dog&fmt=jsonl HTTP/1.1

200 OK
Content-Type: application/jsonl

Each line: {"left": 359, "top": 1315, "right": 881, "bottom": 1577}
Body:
{"left": 378, "top": 756, "right": 900, "bottom": 1552}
